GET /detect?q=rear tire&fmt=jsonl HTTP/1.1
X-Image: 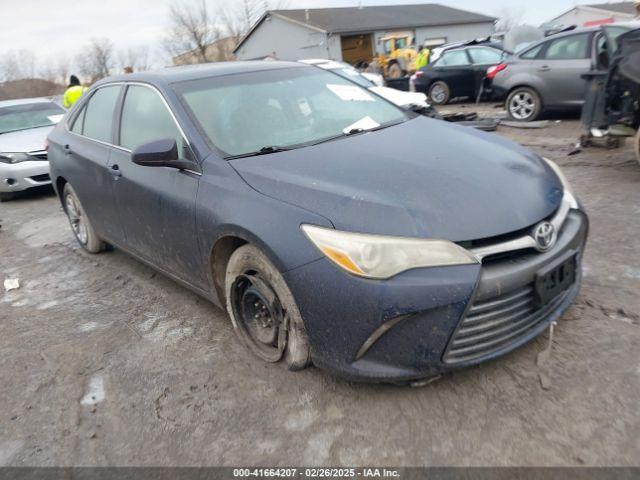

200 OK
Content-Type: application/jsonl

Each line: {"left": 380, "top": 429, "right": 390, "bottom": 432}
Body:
{"left": 387, "top": 62, "right": 403, "bottom": 79}
{"left": 506, "top": 87, "right": 542, "bottom": 122}
{"left": 225, "top": 244, "right": 312, "bottom": 371}
{"left": 429, "top": 81, "right": 450, "bottom": 105}
{"left": 62, "top": 183, "right": 106, "bottom": 253}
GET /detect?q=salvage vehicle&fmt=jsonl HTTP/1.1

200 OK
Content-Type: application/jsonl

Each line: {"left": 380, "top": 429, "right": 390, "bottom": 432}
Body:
{"left": 580, "top": 27, "right": 640, "bottom": 163}
{"left": 0, "top": 98, "right": 65, "bottom": 201}
{"left": 490, "top": 24, "right": 638, "bottom": 121}
{"left": 412, "top": 45, "right": 506, "bottom": 104}
{"left": 300, "top": 59, "right": 429, "bottom": 110}
{"left": 376, "top": 32, "right": 418, "bottom": 79}
{"left": 47, "top": 62, "right": 588, "bottom": 383}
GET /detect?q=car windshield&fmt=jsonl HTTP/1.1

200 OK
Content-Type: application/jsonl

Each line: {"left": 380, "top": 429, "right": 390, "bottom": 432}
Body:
{"left": 328, "top": 67, "right": 375, "bottom": 88}
{"left": 175, "top": 67, "right": 407, "bottom": 158}
{"left": 0, "top": 102, "right": 65, "bottom": 135}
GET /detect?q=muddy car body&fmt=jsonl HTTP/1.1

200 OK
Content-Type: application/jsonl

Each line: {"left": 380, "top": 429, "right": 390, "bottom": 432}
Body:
{"left": 47, "top": 62, "right": 588, "bottom": 383}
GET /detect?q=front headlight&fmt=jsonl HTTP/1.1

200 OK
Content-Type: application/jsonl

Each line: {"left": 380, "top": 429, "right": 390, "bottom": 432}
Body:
{"left": 0, "top": 152, "right": 30, "bottom": 164}
{"left": 543, "top": 157, "right": 578, "bottom": 209}
{"left": 301, "top": 225, "right": 478, "bottom": 279}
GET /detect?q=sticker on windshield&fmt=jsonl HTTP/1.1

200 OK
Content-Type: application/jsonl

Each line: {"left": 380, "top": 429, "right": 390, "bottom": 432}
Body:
{"left": 343, "top": 116, "right": 380, "bottom": 134}
{"left": 48, "top": 114, "right": 64, "bottom": 124}
{"left": 326, "top": 84, "right": 374, "bottom": 102}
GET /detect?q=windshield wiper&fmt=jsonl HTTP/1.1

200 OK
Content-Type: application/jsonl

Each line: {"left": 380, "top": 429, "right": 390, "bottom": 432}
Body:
{"left": 225, "top": 145, "right": 293, "bottom": 160}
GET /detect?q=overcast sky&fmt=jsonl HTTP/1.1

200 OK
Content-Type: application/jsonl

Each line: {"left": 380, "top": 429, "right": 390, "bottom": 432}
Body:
{"left": 1, "top": 0, "right": 590, "bottom": 69}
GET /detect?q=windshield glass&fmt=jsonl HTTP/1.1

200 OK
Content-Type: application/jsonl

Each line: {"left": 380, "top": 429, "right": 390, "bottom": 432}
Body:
{"left": 0, "top": 102, "right": 65, "bottom": 135}
{"left": 175, "top": 67, "right": 407, "bottom": 158}
{"left": 329, "top": 67, "right": 375, "bottom": 88}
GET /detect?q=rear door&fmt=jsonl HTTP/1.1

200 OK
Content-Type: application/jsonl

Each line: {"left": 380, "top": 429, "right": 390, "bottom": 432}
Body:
{"left": 467, "top": 47, "right": 504, "bottom": 95}
{"left": 430, "top": 49, "right": 475, "bottom": 99}
{"left": 109, "top": 83, "right": 205, "bottom": 286}
{"left": 536, "top": 33, "right": 592, "bottom": 106}
{"left": 66, "top": 84, "right": 124, "bottom": 242}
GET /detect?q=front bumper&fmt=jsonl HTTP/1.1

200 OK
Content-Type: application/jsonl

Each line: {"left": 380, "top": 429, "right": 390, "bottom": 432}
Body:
{"left": 0, "top": 160, "right": 51, "bottom": 193}
{"left": 284, "top": 209, "right": 588, "bottom": 382}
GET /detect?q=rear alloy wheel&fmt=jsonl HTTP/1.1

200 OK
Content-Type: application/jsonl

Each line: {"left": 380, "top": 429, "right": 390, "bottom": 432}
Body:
{"left": 507, "top": 87, "right": 542, "bottom": 122}
{"left": 429, "top": 81, "right": 450, "bottom": 105}
{"left": 62, "top": 183, "right": 106, "bottom": 253}
{"left": 225, "top": 244, "right": 311, "bottom": 371}
{"left": 635, "top": 128, "right": 640, "bottom": 165}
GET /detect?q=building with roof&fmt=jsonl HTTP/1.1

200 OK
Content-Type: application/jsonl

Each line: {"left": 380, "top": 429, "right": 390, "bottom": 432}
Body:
{"left": 172, "top": 37, "right": 238, "bottom": 66}
{"left": 545, "top": 2, "right": 639, "bottom": 29}
{"left": 233, "top": 4, "right": 496, "bottom": 63}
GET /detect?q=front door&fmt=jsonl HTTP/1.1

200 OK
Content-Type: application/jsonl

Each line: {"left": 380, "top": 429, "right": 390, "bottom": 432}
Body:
{"left": 537, "top": 32, "right": 593, "bottom": 107}
{"left": 109, "top": 84, "right": 205, "bottom": 287}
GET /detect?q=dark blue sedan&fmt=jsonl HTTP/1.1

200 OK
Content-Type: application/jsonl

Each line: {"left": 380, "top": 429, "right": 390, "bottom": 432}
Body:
{"left": 47, "top": 61, "right": 588, "bottom": 383}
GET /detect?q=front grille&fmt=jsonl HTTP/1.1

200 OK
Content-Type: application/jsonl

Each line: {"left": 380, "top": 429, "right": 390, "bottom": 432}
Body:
{"left": 443, "top": 283, "right": 571, "bottom": 365}
{"left": 30, "top": 174, "right": 50, "bottom": 182}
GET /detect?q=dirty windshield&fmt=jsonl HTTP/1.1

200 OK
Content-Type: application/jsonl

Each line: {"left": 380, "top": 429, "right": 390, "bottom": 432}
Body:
{"left": 175, "top": 67, "right": 407, "bottom": 158}
{"left": 0, "top": 102, "right": 65, "bottom": 135}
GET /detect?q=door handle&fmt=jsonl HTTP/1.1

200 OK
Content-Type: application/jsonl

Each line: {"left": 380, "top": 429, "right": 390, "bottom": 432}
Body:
{"left": 538, "top": 65, "right": 551, "bottom": 72}
{"left": 64, "top": 144, "right": 72, "bottom": 154}
{"left": 110, "top": 164, "right": 122, "bottom": 178}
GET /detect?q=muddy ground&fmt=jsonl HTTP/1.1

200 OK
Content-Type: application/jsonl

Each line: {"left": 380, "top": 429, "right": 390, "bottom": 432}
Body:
{"left": 1, "top": 109, "right": 639, "bottom": 466}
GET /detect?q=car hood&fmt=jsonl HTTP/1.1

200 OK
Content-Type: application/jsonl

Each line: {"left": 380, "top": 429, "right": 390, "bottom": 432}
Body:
{"left": 0, "top": 125, "right": 54, "bottom": 153}
{"left": 370, "top": 86, "right": 428, "bottom": 108}
{"left": 230, "top": 117, "right": 563, "bottom": 241}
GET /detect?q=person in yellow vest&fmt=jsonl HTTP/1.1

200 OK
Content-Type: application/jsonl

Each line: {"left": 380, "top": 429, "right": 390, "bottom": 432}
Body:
{"left": 63, "top": 75, "right": 87, "bottom": 109}
{"left": 414, "top": 45, "right": 431, "bottom": 71}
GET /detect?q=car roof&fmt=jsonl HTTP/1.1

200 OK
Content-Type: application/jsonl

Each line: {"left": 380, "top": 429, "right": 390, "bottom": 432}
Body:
{"left": 0, "top": 97, "right": 57, "bottom": 108}
{"left": 96, "top": 61, "right": 307, "bottom": 87}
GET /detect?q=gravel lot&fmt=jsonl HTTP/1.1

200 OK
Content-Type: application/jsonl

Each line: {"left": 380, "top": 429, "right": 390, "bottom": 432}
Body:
{"left": 1, "top": 111, "right": 639, "bottom": 466}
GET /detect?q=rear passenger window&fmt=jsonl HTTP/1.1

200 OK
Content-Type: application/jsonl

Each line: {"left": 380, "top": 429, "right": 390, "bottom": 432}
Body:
{"left": 82, "top": 86, "right": 121, "bottom": 143}
{"left": 544, "top": 34, "right": 590, "bottom": 60}
{"left": 119, "top": 85, "right": 184, "bottom": 152}
{"left": 468, "top": 47, "right": 502, "bottom": 65}
{"left": 520, "top": 44, "right": 543, "bottom": 59}
{"left": 438, "top": 50, "right": 470, "bottom": 66}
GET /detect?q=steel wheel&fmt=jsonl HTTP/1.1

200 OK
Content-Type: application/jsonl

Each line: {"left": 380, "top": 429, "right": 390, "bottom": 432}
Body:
{"left": 225, "top": 244, "right": 312, "bottom": 370}
{"left": 65, "top": 192, "right": 88, "bottom": 245}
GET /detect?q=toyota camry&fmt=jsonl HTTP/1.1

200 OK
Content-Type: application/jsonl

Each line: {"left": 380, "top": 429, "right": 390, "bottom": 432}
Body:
{"left": 47, "top": 61, "right": 588, "bottom": 383}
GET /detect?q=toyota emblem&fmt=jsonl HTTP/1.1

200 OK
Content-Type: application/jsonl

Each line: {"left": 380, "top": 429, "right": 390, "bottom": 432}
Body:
{"left": 533, "top": 221, "right": 556, "bottom": 252}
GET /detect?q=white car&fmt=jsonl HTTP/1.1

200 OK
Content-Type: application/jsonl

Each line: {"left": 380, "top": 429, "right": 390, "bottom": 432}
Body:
{"left": 0, "top": 98, "right": 65, "bottom": 201}
{"left": 299, "top": 59, "right": 430, "bottom": 110}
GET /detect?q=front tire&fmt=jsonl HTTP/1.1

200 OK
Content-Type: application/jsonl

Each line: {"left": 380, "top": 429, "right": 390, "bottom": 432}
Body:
{"left": 429, "top": 81, "right": 450, "bottom": 105}
{"left": 62, "top": 183, "right": 106, "bottom": 253}
{"left": 225, "top": 245, "right": 312, "bottom": 371}
{"left": 506, "top": 87, "right": 542, "bottom": 122}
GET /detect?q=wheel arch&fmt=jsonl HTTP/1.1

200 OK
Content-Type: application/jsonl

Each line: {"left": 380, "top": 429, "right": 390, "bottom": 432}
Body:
{"left": 208, "top": 227, "right": 290, "bottom": 306}
{"left": 55, "top": 176, "right": 68, "bottom": 206}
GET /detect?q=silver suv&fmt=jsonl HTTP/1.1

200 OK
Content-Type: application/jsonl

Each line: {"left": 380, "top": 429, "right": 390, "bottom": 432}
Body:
{"left": 491, "top": 25, "right": 635, "bottom": 121}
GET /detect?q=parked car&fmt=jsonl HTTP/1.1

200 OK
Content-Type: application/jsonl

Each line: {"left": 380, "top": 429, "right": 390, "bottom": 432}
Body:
{"left": 299, "top": 59, "right": 428, "bottom": 109}
{"left": 430, "top": 37, "right": 505, "bottom": 63}
{"left": 490, "top": 24, "right": 639, "bottom": 121}
{"left": 412, "top": 45, "right": 507, "bottom": 104}
{"left": 48, "top": 62, "right": 588, "bottom": 383}
{"left": 0, "top": 98, "right": 65, "bottom": 201}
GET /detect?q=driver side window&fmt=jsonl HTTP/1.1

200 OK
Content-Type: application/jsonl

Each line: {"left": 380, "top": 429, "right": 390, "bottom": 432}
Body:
{"left": 119, "top": 85, "right": 185, "bottom": 155}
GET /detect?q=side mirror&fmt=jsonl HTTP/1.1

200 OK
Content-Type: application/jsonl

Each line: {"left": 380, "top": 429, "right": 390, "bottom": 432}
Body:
{"left": 131, "top": 138, "right": 194, "bottom": 170}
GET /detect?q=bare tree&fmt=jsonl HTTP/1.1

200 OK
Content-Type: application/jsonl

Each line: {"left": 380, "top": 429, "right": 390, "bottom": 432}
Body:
{"left": 77, "top": 38, "right": 115, "bottom": 81}
{"left": 0, "top": 50, "right": 36, "bottom": 82}
{"left": 164, "top": 0, "right": 221, "bottom": 64}
{"left": 495, "top": 7, "right": 526, "bottom": 32}
{"left": 118, "top": 46, "right": 152, "bottom": 73}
